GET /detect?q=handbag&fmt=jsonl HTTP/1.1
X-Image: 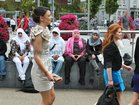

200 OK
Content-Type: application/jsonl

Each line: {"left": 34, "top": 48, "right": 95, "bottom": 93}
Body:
{"left": 123, "top": 53, "right": 132, "bottom": 66}
{"left": 96, "top": 86, "right": 119, "bottom": 105}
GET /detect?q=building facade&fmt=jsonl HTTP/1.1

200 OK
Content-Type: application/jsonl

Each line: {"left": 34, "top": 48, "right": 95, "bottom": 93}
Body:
{"left": 97, "top": 0, "right": 139, "bottom": 25}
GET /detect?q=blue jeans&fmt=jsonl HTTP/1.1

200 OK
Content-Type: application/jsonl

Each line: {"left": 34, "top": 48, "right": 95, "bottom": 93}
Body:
{"left": 0, "top": 56, "right": 6, "bottom": 75}
{"left": 51, "top": 59, "right": 64, "bottom": 75}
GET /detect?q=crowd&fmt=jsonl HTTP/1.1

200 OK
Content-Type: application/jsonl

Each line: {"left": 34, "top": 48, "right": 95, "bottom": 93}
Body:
{"left": 0, "top": 7, "right": 139, "bottom": 105}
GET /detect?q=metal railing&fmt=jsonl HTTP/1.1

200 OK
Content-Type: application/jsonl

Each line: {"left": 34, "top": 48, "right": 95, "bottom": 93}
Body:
{"left": 59, "top": 30, "right": 139, "bottom": 60}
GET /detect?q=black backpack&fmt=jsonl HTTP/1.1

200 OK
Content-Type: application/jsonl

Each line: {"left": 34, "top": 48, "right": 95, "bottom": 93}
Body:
{"left": 123, "top": 53, "right": 132, "bottom": 66}
{"left": 96, "top": 86, "right": 119, "bottom": 105}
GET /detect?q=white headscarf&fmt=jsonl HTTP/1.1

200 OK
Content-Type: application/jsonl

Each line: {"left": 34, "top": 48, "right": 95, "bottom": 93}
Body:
{"left": 49, "top": 27, "right": 65, "bottom": 56}
{"left": 13, "top": 28, "right": 30, "bottom": 52}
{"left": 14, "top": 28, "right": 30, "bottom": 43}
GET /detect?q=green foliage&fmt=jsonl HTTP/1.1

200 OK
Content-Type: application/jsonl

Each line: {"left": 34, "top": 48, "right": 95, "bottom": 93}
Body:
{"left": 41, "top": 0, "right": 49, "bottom": 7}
{"left": 90, "top": 0, "right": 102, "bottom": 17}
{"left": 21, "top": 0, "right": 36, "bottom": 12}
{"left": 105, "top": 0, "right": 119, "bottom": 19}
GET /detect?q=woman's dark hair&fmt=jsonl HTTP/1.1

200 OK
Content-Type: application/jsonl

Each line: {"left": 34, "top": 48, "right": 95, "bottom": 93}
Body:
{"left": 32, "top": 7, "right": 50, "bottom": 23}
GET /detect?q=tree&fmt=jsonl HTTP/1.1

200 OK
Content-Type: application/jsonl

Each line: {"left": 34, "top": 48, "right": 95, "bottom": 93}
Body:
{"left": 90, "top": 0, "right": 102, "bottom": 17}
{"left": 41, "top": 0, "right": 49, "bottom": 7}
{"left": 105, "top": 0, "right": 119, "bottom": 21}
{"left": 21, "top": 0, "right": 36, "bottom": 14}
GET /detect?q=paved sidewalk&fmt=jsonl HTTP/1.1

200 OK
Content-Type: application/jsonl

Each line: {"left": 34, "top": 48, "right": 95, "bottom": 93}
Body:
{"left": 0, "top": 88, "right": 133, "bottom": 105}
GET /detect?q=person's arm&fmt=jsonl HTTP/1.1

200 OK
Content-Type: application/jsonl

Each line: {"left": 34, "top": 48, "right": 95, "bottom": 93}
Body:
{"left": 32, "top": 35, "right": 54, "bottom": 81}
{"left": 86, "top": 39, "right": 94, "bottom": 55}
{"left": 0, "top": 40, "right": 7, "bottom": 55}
{"left": 23, "top": 17, "right": 28, "bottom": 30}
{"left": 104, "top": 44, "right": 115, "bottom": 86}
{"left": 80, "top": 39, "right": 86, "bottom": 56}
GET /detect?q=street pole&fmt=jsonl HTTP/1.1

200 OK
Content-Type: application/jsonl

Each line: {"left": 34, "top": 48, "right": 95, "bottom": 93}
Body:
{"left": 128, "top": 0, "right": 130, "bottom": 15}
{"left": 37, "top": 0, "right": 40, "bottom": 7}
{"left": 52, "top": 0, "right": 55, "bottom": 29}
{"left": 87, "top": 0, "right": 90, "bottom": 30}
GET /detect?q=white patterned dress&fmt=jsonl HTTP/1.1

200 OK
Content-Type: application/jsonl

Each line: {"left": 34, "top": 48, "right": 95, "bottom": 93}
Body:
{"left": 30, "top": 25, "right": 54, "bottom": 91}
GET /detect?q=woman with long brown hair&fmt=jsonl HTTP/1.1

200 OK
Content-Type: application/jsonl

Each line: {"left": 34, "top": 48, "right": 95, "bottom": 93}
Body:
{"left": 102, "top": 23, "right": 132, "bottom": 105}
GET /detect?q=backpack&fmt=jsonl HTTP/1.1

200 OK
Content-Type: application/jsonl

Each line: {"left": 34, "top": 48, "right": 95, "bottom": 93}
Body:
{"left": 96, "top": 86, "right": 119, "bottom": 105}
{"left": 123, "top": 53, "right": 132, "bottom": 66}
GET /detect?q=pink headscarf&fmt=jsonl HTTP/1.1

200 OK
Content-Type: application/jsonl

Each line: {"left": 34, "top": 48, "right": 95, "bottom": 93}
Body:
{"left": 65, "top": 29, "right": 83, "bottom": 56}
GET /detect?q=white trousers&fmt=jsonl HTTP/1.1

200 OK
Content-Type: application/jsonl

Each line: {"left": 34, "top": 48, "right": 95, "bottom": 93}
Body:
{"left": 13, "top": 56, "right": 30, "bottom": 80}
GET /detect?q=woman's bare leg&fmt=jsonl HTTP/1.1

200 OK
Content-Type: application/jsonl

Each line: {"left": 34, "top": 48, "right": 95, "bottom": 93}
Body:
{"left": 129, "top": 92, "right": 139, "bottom": 105}
{"left": 116, "top": 92, "right": 123, "bottom": 105}
{"left": 39, "top": 88, "right": 55, "bottom": 105}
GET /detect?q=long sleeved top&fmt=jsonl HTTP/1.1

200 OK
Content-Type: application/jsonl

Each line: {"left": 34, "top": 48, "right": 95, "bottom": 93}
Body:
{"left": 86, "top": 39, "right": 102, "bottom": 56}
{"left": 0, "top": 39, "right": 7, "bottom": 56}
{"left": 65, "top": 38, "right": 86, "bottom": 57}
{"left": 103, "top": 41, "right": 122, "bottom": 71}
{"left": 134, "top": 37, "right": 139, "bottom": 74}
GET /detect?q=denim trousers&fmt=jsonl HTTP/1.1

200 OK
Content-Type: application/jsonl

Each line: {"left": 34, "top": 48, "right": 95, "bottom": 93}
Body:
{"left": 51, "top": 56, "right": 64, "bottom": 75}
{"left": 0, "top": 56, "right": 6, "bottom": 76}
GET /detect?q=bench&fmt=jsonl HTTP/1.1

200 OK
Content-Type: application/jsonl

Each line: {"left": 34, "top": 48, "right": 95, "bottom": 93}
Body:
{"left": 0, "top": 61, "right": 134, "bottom": 90}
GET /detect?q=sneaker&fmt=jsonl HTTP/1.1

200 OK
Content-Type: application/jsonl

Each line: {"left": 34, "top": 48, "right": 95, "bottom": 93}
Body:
{"left": 89, "top": 77, "right": 94, "bottom": 84}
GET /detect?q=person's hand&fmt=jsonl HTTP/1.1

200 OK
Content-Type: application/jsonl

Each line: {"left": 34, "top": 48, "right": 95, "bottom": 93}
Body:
{"left": 108, "top": 80, "right": 114, "bottom": 87}
{"left": 125, "top": 65, "right": 133, "bottom": 71}
{"left": 46, "top": 73, "right": 54, "bottom": 82}
{"left": 76, "top": 55, "right": 81, "bottom": 61}
{"left": 52, "top": 55, "right": 59, "bottom": 60}
{"left": 71, "top": 54, "right": 77, "bottom": 61}
{"left": 18, "top": 56, "right": 23, "bottom": 62}
{"left": 92, "top": 54, "right": 96, "bottom": 59}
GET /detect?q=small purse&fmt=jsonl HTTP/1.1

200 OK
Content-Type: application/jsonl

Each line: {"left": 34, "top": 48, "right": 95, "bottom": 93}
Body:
{"left": 123, "top": 53, "right": 132, "bottom": 66}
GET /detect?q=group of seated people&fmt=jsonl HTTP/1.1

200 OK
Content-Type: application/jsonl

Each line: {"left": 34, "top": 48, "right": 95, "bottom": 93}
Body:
{"left": 0, "top": 27, "right": 103, "bottom": 86}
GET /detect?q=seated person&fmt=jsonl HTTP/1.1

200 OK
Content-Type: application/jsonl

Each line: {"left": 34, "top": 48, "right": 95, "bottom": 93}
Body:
{"left": 64, "top": 29, "right": 86, "bottom": 85}
{"left": 8, "top": 28, "right": 31, "bottom": 84}
{"left": 49, "top": 27, "right": 65, "bottom": 75}
{"left": 86, "top": 30, "right": 102, "bottom": 82}
{"left": 0, "top": 38, "right": 7, "bottom": 80}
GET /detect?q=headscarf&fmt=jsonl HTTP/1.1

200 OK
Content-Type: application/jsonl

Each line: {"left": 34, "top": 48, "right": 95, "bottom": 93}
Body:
{"left": 49, "top": 27, "right": 65, "bottom": 56}
{"left": 13, "top": 28, "right": 30, "bottom": 51}
{"left": 88, "top": 30, "right": 101, "bottom": 46}
{"left": 65, "top": 29, "right": 83, "bottom": 56}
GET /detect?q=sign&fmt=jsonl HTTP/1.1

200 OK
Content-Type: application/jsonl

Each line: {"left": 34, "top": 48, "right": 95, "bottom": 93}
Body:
{"left": 15, "top": 0, "right": 21, "bottom": 2}
{"left": 80, "top": 0, "right": 86, "bottom": 2}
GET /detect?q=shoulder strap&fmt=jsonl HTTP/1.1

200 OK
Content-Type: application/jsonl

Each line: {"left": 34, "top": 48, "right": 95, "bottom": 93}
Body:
{"left": 50, "top": 44, "right": 56, "bottom": 51}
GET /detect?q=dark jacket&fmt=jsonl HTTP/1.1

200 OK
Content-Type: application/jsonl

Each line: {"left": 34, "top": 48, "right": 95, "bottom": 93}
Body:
{"left": 103, "top": 41, "right": 122, "bottom": 71}
{"left": 134, "top": 37, "right": 139, "bottom": 74}
{"left": 86, "top": 39, "right": 102, "bottom": 62}
{"left": 0, "top": 39, "right": 7, "bottom": 60}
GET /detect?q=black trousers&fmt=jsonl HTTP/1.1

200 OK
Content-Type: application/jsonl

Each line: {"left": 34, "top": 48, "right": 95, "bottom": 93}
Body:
{"left": 64, "top": 56, "right": 86, "bottom": 81}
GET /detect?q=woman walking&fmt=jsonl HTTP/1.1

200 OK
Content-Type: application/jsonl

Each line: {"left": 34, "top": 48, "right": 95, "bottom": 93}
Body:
{"left": 30, "top": 7, "right": 55, "bottom": 105}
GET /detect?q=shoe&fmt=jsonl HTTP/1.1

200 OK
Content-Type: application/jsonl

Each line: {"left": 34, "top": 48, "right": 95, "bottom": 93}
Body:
{"left": 21, "top": 80, "right": 25, "bottom": 86}
{"left": 65, "top": 79, "right": 70, "bottom": 85}
{"left": 79, "top": 80, "right": 85, "bottom": 85}
{"left": 52, "top": 74, "right": 63, "bottom": 83}
{"left": 17, "top": 77, "right": 22, "bottom": 82}
{"left": 89, "top": 77, "right": 94, "bottom": 85}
